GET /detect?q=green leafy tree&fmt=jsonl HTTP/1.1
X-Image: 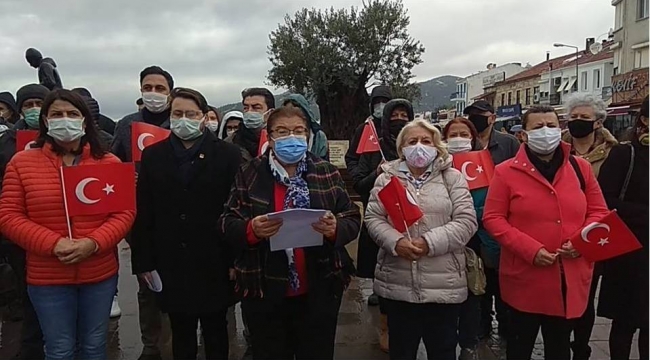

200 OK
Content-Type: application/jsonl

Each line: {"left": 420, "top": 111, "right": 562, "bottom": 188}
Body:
{"left": 268, "top": 0, "right": 424, "bottom": 140}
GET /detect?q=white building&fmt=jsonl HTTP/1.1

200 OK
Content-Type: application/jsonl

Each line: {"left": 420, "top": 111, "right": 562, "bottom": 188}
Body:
{"left": 452, "top": 63, "right": 527, "bottom": 115}
{"left": 539, "top": 40, "right": 615, "bottom": 112}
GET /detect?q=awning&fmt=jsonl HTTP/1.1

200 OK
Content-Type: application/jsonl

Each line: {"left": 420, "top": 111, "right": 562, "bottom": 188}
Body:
{"left": 557, "top": 80, "right": 569, "bottom": 92}
{"left": 495, "top": 116, "right": 520, "bottom": 123}
{"left": 607, "top": 105, "right": 630, "bottom": 116}
{"left": 564, "top": 78, "right": 577, "bottom": 92}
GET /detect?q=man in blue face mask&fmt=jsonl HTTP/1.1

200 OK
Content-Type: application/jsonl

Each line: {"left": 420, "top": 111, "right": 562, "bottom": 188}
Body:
{"left": 0, "top": 83, "right": 49, "bottom": 360}
{"left": 225, "top": 87, "right": 275, "bottom": 162}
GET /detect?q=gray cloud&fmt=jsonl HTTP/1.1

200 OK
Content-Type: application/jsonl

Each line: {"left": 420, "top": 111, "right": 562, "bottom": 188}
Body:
{"left": 0, "top": 0, "right": 612, "bottom": 119}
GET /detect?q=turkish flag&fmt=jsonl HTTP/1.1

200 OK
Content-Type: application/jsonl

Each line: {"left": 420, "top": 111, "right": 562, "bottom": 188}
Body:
{"left": 16, "top": 130, "right": 39, "bottom": 152}
{"left": 62, "top": 163, "right": 136, "bottom": 217}
{"left": 356, "top": 120, "right": 381, "bottom": 154}
{"left": 378, "top": 176, "right": 423, "bottom": 233}
{"left": 258, "top": 129, "right": 268, "bottom": 156}
{"left": 571, "top": 210, "right": 642, "bottom": 262}
{"left": 452, "top": 150, "right": 495, "bottom": 190}
{"left": 131, "top": 122, "right": 170, "bottom": 162}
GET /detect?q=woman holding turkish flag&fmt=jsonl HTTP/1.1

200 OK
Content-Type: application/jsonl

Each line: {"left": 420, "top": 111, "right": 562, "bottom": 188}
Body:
{"left": 483, "top": 106, "right": 609, "bottom": 360}
{"left": 0, "top": 89, "right": 135, "bottom": 360}
{"left": 365, "top": 120, "right": 477, "bottom": 360}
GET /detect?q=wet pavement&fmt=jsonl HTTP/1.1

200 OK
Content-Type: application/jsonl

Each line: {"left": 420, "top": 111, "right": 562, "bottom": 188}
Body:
{"left": 0, "top": 239, "right": 640, "bottom": 360}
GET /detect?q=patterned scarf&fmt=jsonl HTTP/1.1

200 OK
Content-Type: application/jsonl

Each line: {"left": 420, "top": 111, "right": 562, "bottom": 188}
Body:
{"left": 269, "top": 153, "right": 309, "bottom": 291}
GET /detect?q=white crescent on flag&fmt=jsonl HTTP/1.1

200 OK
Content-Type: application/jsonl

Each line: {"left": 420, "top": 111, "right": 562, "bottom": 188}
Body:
{"left": 461, "top": 161, "right": 477, "bottom": 181}
{"left": 260, "top": 141, "right": 269, "bottom": 154}
{"left": 75, "top": 177, "right": 100, "bottom": 205}
{"left": 137, "top": 133, "right": 154, "bottom": 151}
{"left": 24, "top": 141, "right": 36, "bottom": 151}
{"left": 580, "top": 222, "right": 611, "bottom": 244}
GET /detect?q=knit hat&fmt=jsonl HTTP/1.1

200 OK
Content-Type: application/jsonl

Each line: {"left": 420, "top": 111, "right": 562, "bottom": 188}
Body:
{"left": 0, "top": 92, "right": 17, "bottom": 113}
{"left": 16, "top": 84, "right": 49, "bottom": 110}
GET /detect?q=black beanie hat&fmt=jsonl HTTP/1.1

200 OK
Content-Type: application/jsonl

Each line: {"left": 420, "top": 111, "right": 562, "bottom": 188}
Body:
{"left": 16, "top": 84, "right": 49, "bottom": 110}
{"left": 0, "top": 92, "right": 18, "bottom": 113}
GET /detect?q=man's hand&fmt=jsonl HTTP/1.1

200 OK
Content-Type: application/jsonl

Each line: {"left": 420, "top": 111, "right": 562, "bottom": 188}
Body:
{"left": 251, "top": 215, "right": 283, "bottom": 239}
{"left": 312, "top": 212, "right": 337, "bottom": 240}
{"left": 395, "top": 238, "right": 424, "bottom": 261}
{"left": 412, "top": 237, "right": 429, "bottom": 255}
{"left": 557, "top": 241, "right": 580, "bottom": 259}
{"left": 533, "top": 248, "right": 558, "bottom": 267}
{"left": 58, "top": 238, "right": 98, "bottom": 265}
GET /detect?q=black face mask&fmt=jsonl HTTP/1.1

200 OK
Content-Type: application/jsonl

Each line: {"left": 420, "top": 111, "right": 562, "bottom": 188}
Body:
{"left": 568, "top": 119, "right": 596, "bottom": 139}
{"left": 389, "top": 120, "right": 407, "bottom": 137}
{"left": 468, "top": 114, "right": 490, "bottom": 133}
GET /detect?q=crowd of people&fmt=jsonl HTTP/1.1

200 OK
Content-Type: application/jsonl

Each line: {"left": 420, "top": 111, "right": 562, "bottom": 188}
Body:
{"left": 0, "top": 63, "right": 646, "bottom": 360}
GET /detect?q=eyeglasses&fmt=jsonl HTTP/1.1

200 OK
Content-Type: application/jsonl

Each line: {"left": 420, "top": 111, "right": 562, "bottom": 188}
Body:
{"left": 270, "top": 126, "right": 309, "bottom": 138}
{"left": 171, "top": 110, "right": 203, "bottom": 120}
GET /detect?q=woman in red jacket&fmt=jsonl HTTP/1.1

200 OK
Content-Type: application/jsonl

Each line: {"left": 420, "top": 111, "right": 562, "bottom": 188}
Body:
{"left": 0, "top": 89, "right": 135, "bottom": 360}
{"left": 483, "top": 106, "right": 609, "bottom": 360}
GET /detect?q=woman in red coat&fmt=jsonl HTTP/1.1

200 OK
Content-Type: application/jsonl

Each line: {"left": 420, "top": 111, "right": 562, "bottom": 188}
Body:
{"left": 0, "top": 89, "right": 135, "bottom": 360}
{"left": 483, "top": 106, "right": 609, "bottom": 360}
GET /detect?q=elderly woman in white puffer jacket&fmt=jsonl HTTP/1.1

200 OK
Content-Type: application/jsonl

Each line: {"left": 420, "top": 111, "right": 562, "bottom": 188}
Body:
{"left": 365, "top": 119, "right": 478, "bottom": 360}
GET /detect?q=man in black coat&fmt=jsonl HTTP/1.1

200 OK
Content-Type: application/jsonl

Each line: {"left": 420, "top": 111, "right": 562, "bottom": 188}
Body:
{"left": 25, "top": 48, "right": 63, "bottom": 90}
{"left": 131, "top": 87, "right": 242, "bottom": 360}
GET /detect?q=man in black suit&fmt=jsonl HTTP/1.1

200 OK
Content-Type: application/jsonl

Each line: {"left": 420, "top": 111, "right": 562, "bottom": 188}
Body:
{"left": 131, "top": 87, "right": 242, "bottom": 360}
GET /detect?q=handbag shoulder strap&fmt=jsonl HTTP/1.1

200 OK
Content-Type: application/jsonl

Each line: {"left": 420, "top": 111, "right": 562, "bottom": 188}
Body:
{"left": 618, "top": 143, "right": 635, "bottom": 201}
{"left": 568, "top": 155, "right": 585, "bottom": 193}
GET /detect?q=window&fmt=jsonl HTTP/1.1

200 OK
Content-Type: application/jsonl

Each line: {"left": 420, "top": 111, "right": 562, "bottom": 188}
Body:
{"left": 525, "top": 88, "right": 531, "bottom": 105}
{"left": 615, "top": 2, "right": 624, "bottom": 29}
{"left": 639, "top": 0, "right": 649, "bottom": 19}
{"left": 516, "top": 90, "right": 521, "bottom": 104}
{"left": 501, "top": 93, "right": 505, "bottom": 106}
{"left": 581, "top": 71, "right": 588, "bottom": 91}
{"left": 593, "top": 69, "right": 601, "bottom": 89}
{"left": 634, "top": 48, "right": 649, "bottom": 69}
{"left": 570, "top": 77, "right": 578, "bottom": 92}
{"left": 507, "top": 92, "right": 512, "bottom": 105}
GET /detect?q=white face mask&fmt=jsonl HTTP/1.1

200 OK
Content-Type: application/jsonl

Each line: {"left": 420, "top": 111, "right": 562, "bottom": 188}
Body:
{"left": 47, "top": 117, "right": 85, "bottom": 142}
{"left": 170, "top": 117, "right": 203, "bottom": 140}
{"left": 526, "top": 126, "right": 562, "bottom": 155}
{"left": 447, "top": 137, "right": 473, "bottom": 154}
{"left": 142, "top": 92, "right": 168, "bottom": 113}
{"left": 205, "top": 120, "right": 220, "bottom": 132}
{"left": 403, "top": 143, "right": 437, "bottom": 168}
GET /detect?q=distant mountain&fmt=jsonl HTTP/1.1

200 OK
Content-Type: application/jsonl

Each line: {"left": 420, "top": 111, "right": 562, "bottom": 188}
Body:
{"left": 413, "top": 75, "right": 461, "bottom": 113}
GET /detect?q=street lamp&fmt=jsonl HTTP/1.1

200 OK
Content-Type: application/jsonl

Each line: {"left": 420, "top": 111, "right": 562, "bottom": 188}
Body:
{"left": 554, "top": 43, "right": 580, "bottom": 92}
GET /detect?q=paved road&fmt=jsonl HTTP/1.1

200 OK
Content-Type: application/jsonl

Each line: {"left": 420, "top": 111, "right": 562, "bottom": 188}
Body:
{"left": 0, "top": 240, "right": 640, "bottom": 359}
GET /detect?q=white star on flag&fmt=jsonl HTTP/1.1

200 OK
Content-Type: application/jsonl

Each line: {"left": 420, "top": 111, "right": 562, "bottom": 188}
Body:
{"left": 597, "top": 238, "right": 609, "bottom": 246}
{"left": 102, "top": 183, "right": 115, "bottom": 195}
{"left": 476, "top": 165, "right": 484, "bottom": 174}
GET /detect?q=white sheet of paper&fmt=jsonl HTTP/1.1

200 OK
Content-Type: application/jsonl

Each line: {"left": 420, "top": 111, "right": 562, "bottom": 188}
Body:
{"left": 267, "top": 208, "right": 327, "bottom": 251}
{"left": 145, "top": 270, "right": 163, "bottom": 293}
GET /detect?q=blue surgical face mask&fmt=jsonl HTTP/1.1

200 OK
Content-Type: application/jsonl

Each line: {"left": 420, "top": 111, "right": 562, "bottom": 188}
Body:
{"left": 273, "top": 135, "right": 308, "bottom": 164}
{"left": 24, "top": 107, "right": 41, "bottom": 129}
{"left": 242, "top": 111, "right": 265, "bottom": 129}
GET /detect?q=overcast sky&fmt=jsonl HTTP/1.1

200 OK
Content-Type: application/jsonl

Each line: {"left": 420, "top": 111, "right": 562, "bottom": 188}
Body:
{"left": 0, "top": 0, "right": 613, "bottom": 119}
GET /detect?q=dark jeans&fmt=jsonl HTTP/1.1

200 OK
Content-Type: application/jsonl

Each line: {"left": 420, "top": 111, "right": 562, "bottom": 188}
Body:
{"left": 384, "top": 299, "right": 460, "bottom": 360}
{"left": 481, "top": 267, "right": 509, "bottom": 338}
{"left": 609, "top": 320, "right": 649, "bottom": 360}
{"left": 571, "top": 268, "right": 600, "bottom": 360}
{"left": 459, "top": 292, "right": 481, "bottom": 349}
{"left": 242, "top": 294, "right": 342, "bottom": 360}
{"left": 137, "top": 277, "right": 165, "bottom": 355}
{"left": 507, "top": 306, "right": 573, "bottom": 360}
{"left": 168, "top": 311, "right": 228, "bottom": 360}
{"left": 28, "top": 275, "right": 117, "bottom": 360}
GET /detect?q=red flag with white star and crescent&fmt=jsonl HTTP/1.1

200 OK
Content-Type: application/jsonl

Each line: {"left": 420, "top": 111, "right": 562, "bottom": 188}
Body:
{"left": 451, "top": 150, "right": 495, "bottom": 190}
{"left": 570, "top": 210, "right": 642, "bottom": 262}
{"left": 356, "top": 121, "right": 381, "bottom": 154}
{"left": 61, "top": 163, "right": 136, "bottom": 217}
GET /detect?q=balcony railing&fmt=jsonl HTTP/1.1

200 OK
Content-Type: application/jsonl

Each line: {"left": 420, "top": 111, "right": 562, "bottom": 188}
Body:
{"left": 450, "top": 92, "right": 466, "bottom": 101}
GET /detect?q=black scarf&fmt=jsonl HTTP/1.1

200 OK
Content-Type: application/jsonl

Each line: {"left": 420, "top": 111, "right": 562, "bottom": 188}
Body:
{"left": 169, "top": 131, "right": 207, "bottom": 186}
{"left": 526, "top": 145, "right": 564, "bottom": 184}
{"left": 234, "top": 126, "right": 261, "bottom": 158}
{"left": 142, "top": 108, "right": 171, "bottom": 127}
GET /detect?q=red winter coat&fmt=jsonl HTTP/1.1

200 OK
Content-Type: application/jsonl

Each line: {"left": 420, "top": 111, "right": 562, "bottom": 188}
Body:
{"left": 0, "top": 143, "right": 135, "bottom": 286}
{"left": 483, "top": 143, "right": 609, "bottom": 319}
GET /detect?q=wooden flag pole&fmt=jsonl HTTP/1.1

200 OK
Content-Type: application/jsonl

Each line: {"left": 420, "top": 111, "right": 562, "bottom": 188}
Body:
{"left": 59, "top": 166, "right": 74, "bottom": 240}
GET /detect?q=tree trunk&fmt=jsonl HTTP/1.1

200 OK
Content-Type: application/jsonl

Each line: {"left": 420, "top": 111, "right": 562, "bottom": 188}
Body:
{"left": 317, "top": 83, "right": 370, "bottom": 140}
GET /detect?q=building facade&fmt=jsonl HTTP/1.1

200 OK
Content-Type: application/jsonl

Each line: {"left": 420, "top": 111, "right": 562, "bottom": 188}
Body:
{"left": 451, "top": 63, "right": 526, "bottom": 115}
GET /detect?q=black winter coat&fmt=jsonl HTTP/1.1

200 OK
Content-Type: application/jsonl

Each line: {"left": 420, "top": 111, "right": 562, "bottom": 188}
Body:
{"left": 597, "top": 140, "right": 649, "bottom": 326}
{"left": 130, "top": 132, "right": 242, "bottom": 314}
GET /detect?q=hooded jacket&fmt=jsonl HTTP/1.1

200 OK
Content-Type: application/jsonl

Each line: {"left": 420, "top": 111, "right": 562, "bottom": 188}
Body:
{"left": 26, "top": 49, "right": 62, "bottom": 91}
{"left": 365, "top": 156, "right": 477, "bottom": 304}
{"left": 218, "top": 110, "right": 243, "bottom": 140}
{"left": 344, "top": 85, "right": 393, "bottom": 178}
{"left": 561, "top": 127, "right": 617, "bottom": 178}
{"left": 0, "top": 92, "right": 19, "bottom": 124}
{"left": 283, "top": 94, "right": 328, "bottom": 160}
